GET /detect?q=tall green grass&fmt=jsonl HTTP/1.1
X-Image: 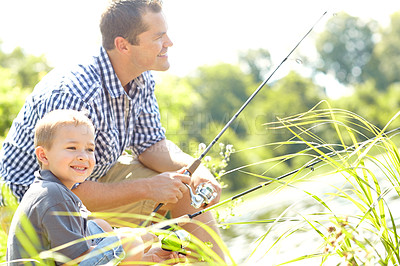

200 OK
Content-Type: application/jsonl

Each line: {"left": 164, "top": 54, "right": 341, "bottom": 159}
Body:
{"left": 0, "top": 144, "right": 234, "bottom": 265}
{"left": 277, "top": 104, "right": 400, "bottom": 265}
{"left": 2, "top": 104, "right": 400, "bottom": 265}
{"left": 219, "top": 103, "right": 400, "bottom": 265}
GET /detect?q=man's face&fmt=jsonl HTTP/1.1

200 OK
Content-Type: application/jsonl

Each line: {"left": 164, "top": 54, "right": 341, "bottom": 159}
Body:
{"left": 128, "top": 11, "right": 173, "bottom": 73}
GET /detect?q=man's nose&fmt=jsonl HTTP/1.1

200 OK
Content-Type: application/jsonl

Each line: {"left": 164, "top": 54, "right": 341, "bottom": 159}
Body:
{"left": 164, "top": 34, "right": 173, "bottom": 47}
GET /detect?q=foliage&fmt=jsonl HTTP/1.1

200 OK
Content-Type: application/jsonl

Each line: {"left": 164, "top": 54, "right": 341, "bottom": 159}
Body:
{"left": 1, "top": 8, "right": 400, "bottom": 266}
{"left": 238, "top": 48, "right": 272, "bottom": 83}
{"left": 0, "top": 46, "right": 50, "bottom": 89}
{"left": 292, "top": 109, "right": 399, "bottom": 265}
{"left": 0, "top": 182, "right": 18, "bottom": 262}
{"left": 0, "top": 42, "right": 51, "bottom": 136}
{"left": 334, "top": 81, "right": 400, "bottom": 132}
{"left": 0, "top": 191, "right": 232, "bottom": 265}
{"left": 315, "top": 11, "right": 400, "bottom": 93}
{"left": 200, "top": 105, "right": 398, "bottom": 265}
{"left": 187, "top": 63, "right": 253, "bottom": 138}
{"left": 315, "top": 13, "right": 377, "bottom": 85}
{"left": 0, "top": 68, "right": 30, "bottom": 136}
{"left": 156, "top": 64, "right": 330, "bottom": 192}
{"left": 367, "top": 11, "right": 400, "bottom": 90}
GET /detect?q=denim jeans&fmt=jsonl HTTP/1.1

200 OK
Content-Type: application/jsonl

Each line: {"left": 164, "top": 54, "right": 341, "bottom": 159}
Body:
{"left": 79, "top": 220, "right": 125, "bottom": 265}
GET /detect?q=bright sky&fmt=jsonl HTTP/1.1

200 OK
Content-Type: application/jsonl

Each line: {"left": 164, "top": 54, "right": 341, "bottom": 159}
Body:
{"left": 0, "top": 0, "right": 398, "bottom": 81}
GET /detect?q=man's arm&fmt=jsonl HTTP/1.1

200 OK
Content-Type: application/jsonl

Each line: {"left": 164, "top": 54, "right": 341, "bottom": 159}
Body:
{"left": 138, "top": 139, "right": 222, "bottom": 205}
{"left": 72, "top": 168, "right": 191, "bottom": 211}
{"left": 73, "top": 139, "right": 220, "bottom": 211}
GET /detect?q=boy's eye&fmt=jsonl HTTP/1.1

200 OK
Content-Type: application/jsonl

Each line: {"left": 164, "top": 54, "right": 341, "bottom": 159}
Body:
{"left": 67, "top": 147, "right": 76, "bottom": 150}
{"left": 87, "top": 148, "right": 95, "bottom": 152}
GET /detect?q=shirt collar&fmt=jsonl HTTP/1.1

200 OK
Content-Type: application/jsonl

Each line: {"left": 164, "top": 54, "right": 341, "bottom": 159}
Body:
{"left": 34, "top": 170, "right": 65, "bottom": 187}
{"left": 98, "top": 47, "right": 145, "bottom": 99}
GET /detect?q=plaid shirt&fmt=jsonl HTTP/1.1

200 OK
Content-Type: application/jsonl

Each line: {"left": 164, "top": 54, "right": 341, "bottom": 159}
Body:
{"left": 0, "top": 47, "right": 165, "bottom": 203}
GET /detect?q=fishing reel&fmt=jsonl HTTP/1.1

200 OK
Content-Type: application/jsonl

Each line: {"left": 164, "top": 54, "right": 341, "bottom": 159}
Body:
{"left": 185, "top": 182, "right": 217, "bottom": 209}
{"left": 155, "top": 228, "right": 191, "bottom": 254}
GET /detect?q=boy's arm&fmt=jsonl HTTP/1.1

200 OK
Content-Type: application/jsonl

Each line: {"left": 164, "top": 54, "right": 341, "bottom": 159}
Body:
{"left": 63, "top": 246, "right": 95, "bottom": 266}
{"left": 43, "top": 201, "right": 92, "bottom": 262}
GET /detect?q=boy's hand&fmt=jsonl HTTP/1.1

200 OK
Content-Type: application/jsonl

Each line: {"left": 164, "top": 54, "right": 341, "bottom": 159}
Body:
{"left": 140, "top": 232, "right": 158, "bottom": 253}
{"left": 143, "top": 247, "right": 188, "bottom": 264}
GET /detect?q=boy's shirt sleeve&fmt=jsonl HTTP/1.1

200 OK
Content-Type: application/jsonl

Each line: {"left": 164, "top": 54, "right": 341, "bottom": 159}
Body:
{"left": 42, "top": 200, "right": 90, "bottom": 263}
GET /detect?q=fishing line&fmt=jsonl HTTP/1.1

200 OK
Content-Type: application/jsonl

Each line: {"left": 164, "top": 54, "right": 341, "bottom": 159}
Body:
{"left": 146, "top": 11, "right": 329, "bottom": 221}
{"left": 196, "top": 11, "right": 328, "bottom": 163}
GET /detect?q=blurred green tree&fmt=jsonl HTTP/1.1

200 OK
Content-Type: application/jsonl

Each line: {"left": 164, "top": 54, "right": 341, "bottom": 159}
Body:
{"left": 366, "top": 11, "right": 400, "bottom": 91}
{"left": 246, "top": 71, "right": 326, "bottom": 168}
{"left": 0, "top": 42, "right": 51, "bottom": 137}
{"left": 315, "top": 13, "right": 377, "bottom": 85}
{"left": 187, "top": 63, "right": 253, "bottom": 140}
{"left": 238, "top": 48, "right": 272, "bottom": 83}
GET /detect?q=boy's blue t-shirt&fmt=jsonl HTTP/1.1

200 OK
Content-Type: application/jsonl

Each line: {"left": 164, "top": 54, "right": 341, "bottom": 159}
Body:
{"left": 6, "top": 170, "right": 91, "bottom": 265}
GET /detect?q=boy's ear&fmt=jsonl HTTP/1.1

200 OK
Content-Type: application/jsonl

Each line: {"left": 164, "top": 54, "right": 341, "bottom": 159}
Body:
{"left": 35, "top": 146, "right": 49, "bottom": 166}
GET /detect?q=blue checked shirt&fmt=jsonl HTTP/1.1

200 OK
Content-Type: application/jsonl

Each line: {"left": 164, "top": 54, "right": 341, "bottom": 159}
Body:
{"left": 0, "top": 47, "right": 166, "bottom": 203}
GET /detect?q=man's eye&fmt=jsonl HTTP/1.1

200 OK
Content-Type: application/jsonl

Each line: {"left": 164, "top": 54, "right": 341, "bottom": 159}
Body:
{"left": 67, "top": 147, "right": 76, "bottom": 150}
{"left": 87, "top": 148, "right": 94, "bottom": 152}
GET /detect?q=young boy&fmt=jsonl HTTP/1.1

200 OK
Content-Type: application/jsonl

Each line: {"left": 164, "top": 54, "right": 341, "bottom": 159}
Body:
{"left": 6, "top": 109, "right": 184, "bottom": 265}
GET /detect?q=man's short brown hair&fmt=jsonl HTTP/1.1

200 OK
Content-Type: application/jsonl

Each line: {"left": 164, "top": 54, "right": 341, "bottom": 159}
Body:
{"left": 100, "top": 0, "right": 163, "bottom": 50}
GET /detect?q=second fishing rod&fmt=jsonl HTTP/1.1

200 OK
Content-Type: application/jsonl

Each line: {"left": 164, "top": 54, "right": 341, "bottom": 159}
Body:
{"left": 151, "top": 126, "right": 400, "bottom": 252}
{"left": 150, "top": 11, "right": 329, "bottom": 216}
{"left": 187, "top": 127, "right": 400, "bottom": 219}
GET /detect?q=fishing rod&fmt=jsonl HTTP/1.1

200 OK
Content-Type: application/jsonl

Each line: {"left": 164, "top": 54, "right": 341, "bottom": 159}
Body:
{"left": 150, "top": 10, "right": 329, "bottom": 216}
{"left": 186, "top": 126, "right": 400, "bottom": 219}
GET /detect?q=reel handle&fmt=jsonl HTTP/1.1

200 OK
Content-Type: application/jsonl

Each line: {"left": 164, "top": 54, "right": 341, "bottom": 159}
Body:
{"left": 151, "top": 159, "right": 203, "bottom": 214}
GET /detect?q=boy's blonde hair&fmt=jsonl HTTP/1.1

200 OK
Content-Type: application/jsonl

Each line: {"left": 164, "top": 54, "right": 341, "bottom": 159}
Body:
{"left": 34, "top": 109, "right": 95, "bottom": 153}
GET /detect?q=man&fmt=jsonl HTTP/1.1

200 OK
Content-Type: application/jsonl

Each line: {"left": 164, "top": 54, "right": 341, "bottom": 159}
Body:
{"left": 1, "top": 0, "right": 224, "bottom": 260}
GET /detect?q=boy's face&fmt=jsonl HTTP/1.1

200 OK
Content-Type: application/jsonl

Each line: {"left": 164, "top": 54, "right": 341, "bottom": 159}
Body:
{"left": 36, "top": 124, "right": 95, "bottom": 189}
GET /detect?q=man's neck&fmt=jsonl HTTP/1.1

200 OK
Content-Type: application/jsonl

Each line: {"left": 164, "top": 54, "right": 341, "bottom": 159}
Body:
{"left": 107, "top": 50, "right": 143, "bottom": 92}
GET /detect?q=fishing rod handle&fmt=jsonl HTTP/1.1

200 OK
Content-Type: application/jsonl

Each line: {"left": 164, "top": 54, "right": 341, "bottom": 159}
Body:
{"left": 185, "top": 158, "right": 201, "bottom": 176}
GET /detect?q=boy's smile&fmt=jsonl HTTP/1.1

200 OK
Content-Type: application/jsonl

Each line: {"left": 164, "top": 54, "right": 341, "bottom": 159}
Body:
{"left": 36, "top": 124, "right": 96, "bottom": 189}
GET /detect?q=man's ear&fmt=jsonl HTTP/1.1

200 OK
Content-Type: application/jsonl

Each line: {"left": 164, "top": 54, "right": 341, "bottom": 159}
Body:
{"left": 114, "top": 36, "right": 130, "bottom": 54}
{"left": 35, "top": 146, "right": 49, "bottom": 166}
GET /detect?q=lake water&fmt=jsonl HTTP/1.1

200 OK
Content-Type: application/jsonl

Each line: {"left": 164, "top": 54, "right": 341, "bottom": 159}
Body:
{"left": 219, "top": 167, "right": 400, "bottom": 265}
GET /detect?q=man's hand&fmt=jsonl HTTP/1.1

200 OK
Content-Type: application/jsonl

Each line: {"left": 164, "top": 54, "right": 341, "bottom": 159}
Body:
{"left": 139, "top": 139, "right": 222, "bottom": 206}
{"left": 188, "top": 164, "right": 221, "bottom": 206}
{"left": 144, "top": 171, "right": 190, "bottom": 204}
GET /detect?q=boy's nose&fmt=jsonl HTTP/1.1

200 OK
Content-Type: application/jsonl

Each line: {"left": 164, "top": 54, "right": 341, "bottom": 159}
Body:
{"left": 77, "top": 152, "right": 88, "bottom": 161}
